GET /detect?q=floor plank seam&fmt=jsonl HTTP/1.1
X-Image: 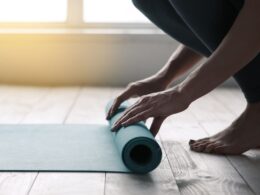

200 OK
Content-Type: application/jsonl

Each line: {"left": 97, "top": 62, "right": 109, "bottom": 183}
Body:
{"left": 103, "top": 173, "right": 107, "bottom": 195}
{"left": 26, "top": 172, "right": 39, "bottom": 195}
{"left": 226, "top": 157, "right": 256, "bottom": 195}
{"left": 63, "top": 87, "right": 82, "bottom": 124}
{"left": 18, "top": 88, "right": 51, "bottom": 124}
{"left": 209, "top": 93, "right": 239, "bottom": 117}
{"left": 158, "top": 134, "right": 181, "bottom": 194}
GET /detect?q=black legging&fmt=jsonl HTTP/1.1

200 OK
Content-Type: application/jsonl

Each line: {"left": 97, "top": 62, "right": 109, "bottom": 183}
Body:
{"left": 132, "top": 0, "right": 260, "bottom": 103}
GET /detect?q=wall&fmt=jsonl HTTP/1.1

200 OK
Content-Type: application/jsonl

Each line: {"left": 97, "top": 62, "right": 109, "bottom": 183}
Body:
{"left": 0, "top": 31, "right": 236, "bottom": 87}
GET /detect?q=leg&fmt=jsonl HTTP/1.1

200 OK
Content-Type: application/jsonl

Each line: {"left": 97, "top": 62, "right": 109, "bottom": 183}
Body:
{"left": 168, "top": 0, "right": 260, "bottom": 154}
{"left": 132, "top": 0, "right": 211, "bottom": 56}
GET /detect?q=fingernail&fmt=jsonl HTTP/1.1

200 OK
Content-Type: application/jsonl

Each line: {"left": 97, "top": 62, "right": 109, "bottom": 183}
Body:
{"left": 111, "top": 125, "right": 116, "bottom": 131}
{"left": 111, "top": 128, "right": 116, "bottom": 132}
{"left": 111, "top": 124, "right": 120, "bottom": 131}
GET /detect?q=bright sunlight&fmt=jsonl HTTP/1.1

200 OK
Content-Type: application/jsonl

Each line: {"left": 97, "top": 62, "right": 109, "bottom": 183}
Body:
{"left": 0, "top": 0, "right": 67, "bottom": 22}
{"left": 84, "top": 0, "right": 149, "bottom": 23}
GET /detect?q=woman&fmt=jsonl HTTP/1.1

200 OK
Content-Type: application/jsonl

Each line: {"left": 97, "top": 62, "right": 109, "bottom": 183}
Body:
{"left": 107, "top": 0, "right": 260, "bottom": 154}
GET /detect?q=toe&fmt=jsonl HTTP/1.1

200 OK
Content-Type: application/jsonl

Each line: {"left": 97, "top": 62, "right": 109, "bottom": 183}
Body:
{"left": 193, "top": 137, "right": 210, "bottom": 144}
{"left": 189, "top": 139, "right": 195, "bottom": 145}
{"left": 189, "top": 137, "right": 210, "bottom": 146}
{"left": 191, "top": 141, "right": 211, "bottom": 152}
{"left": 190, "top": 140, "right": 210, "bottom": 148}
{"left": 204, "top": 142, "right": 221, "bottom": 153}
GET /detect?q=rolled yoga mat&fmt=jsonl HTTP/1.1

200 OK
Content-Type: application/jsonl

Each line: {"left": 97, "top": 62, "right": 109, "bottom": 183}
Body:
{"left": 0, "top": 101, "right": 162, "bottom": 173}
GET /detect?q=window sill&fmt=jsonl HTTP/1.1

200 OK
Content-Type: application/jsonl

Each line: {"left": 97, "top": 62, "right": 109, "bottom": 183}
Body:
{"left": 0, "top": 27, "right": 165, "bottom": 36}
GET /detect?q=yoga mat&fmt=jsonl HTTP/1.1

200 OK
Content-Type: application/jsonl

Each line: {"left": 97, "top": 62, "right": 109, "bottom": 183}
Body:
{"left": 0, "top": 101, "right": 162, "bottom": 173}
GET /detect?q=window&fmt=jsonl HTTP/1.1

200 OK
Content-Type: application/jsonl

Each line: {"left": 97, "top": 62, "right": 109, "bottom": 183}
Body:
{"left": 0, "top": 0, "right": 67, "bottom": 22}
{"left": 0, "top": 0, "right": 151, "bottom": 27}
{"left": 83, "top": 0, "right": 149, "bottom": 23}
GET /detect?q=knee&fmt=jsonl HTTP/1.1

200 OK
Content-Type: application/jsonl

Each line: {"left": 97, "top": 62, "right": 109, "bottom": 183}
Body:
{"left": 132, "top": 0, "right": 152, "bottom": 12}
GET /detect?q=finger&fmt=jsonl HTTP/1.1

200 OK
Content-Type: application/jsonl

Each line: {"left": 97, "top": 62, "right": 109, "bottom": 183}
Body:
{"left": 150, "top": 117, "right": 166, "bottom": 136}
{"left": 114, "top": 103, "right": 151, "bottom": 129}
{"left": 120, "top": 109, "right": 152, "bottom": 128}
{"left": 112, "top": 97, "right": 151, "bottom": 129}
{"left": 112, "top": 109, "right": 151, "bottom": 132}
{"left": 117, "top": 101, "right": 141, "bottom": 119}
{"left": 119, "top": 96, "right": 149, "bottom": 118}
{"left": 112, "top": 103, "right": 142, "bottom": 130}
{"left": 112, "top": 105, "right": 150, "bottom": 132}
{"left": 107, "top": 88, "right": 134, "bottom": 119}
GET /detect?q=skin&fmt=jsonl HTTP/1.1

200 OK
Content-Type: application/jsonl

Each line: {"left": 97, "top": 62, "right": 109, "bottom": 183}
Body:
{"left": 107, "top": 0, "right": 260, "bottom": 154}
{"left": 107, "top": 45, "right": 204, "bottom": 134}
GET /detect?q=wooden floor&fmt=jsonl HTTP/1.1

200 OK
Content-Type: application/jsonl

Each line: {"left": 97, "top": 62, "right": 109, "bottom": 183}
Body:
{"left": 0, "top": 85, "right": 259, "bottom": 195}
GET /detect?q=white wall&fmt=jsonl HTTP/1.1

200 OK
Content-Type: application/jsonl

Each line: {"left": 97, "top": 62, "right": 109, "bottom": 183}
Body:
{"left": 0, "top": 31, "right": 236, "bottom": 87}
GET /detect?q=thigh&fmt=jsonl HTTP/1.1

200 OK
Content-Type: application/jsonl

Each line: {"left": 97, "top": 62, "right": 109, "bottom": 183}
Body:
{"left": 168, "top": 0, "right": 244, "bottom": 52}
{"left": 132, "top": 0, "right": 211, "bottom": 56}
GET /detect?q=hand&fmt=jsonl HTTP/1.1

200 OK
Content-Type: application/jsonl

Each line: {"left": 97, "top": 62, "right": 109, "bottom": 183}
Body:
{"left": 111, "top": 87, "right": 190, "bottom": 136}
{"left": 106, "top": 76, "right": 168, "bottom": 120}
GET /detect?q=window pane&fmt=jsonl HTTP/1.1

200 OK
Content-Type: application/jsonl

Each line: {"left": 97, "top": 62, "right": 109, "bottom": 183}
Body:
{"left": 84, "top": 0, "right": 149, "bottom": 23}
{"left": 0, "top": 0, "right": 67, "bottom": 22}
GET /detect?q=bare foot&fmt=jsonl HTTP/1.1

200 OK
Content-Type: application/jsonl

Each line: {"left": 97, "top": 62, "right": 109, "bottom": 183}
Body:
{"left": 189, "top": 102, "right": 260, "bottom": 155}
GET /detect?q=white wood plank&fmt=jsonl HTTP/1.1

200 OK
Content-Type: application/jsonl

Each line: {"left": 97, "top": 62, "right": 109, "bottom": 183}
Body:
{"left": 22, "top": 87, "right": 80, "bottom": 123}
{"left": 0, "top": 86, "right": 49, "bottom": 195}
{"left": 29, "top": 173, "right": 104, "bottom": 195}
{"left": 105, "top": 88, "right": 180, "bottom": 195}
{"left": 0, "top": 86, "right": 48, "bottom": 123}
{"left": 66, "top": 87, "right": 112, "bottom": 124}
{"left": 210, "top": 88, "right": 246, "bottom": 116}
{"left": 189, "top": 91, "right": 235, "bottom": 123}
{"left": 29, "top": 87, "right": 107, "bottom": 195}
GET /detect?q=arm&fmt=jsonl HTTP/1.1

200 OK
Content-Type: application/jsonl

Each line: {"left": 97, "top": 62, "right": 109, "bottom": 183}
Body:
{"left": 107, "top": 44, "right": 203, "bottom": 119}
{"left": 179, "top": 0, "right": 260, "bottom": 103}
{"left": 154, "top": 44, "right": 204, "bottom": 87}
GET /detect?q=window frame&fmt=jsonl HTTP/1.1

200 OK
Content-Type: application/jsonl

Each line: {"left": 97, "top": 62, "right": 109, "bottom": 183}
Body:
{"left": 0, "top": 0, "right": 155, "bottom": 29}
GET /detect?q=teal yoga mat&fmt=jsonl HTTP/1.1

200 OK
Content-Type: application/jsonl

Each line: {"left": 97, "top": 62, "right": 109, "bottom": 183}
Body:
{"left": 0, "top": 101, "right": 162, "bottom": 173}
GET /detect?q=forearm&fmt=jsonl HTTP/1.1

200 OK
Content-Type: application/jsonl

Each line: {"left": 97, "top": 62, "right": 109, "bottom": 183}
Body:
{"left": 154, "top": 44, "right": 204, "bottom": 87}
{"left": 178, "top": 0, "right": 260, "bottom": 104}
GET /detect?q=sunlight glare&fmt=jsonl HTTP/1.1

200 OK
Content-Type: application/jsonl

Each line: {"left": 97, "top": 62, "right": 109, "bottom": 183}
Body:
{"left": 0, "top": 0, "right": 67, "bottom": 22}
{"left": 84, "top": 0, "right": 149, "bottom": 23}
